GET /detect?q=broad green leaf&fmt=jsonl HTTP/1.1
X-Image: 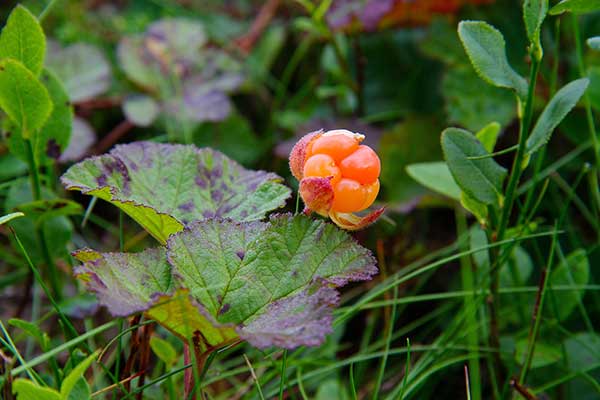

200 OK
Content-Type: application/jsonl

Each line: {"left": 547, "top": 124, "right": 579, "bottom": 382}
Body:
{"left": 458, "top": 21, "right": 528, "bottom": 98}
{"left": 499, "top": 246, "right": 533, "bottom": 287}
{"left": 476, "top": 122, "right": 501, "bottom": 153}
{"left": 441, "top": 128, "right": 507, "bottom": 205}
{"left": 564, "top": 333, "right": 600, "bottom": 372}
{"left": 74, "top": 215, "right": 377, "bottom": 349}
{"left": 65, "top": 378, "right": 90, "bottom": 400}
{"left": 549, "top": 249, "right": 589, "bottom": 321}
{"left": 60, "top": 351, "right": 98, "bottom": 399}
{"left": 150, "top": 336, "right": 178, "bottom": 366}
{"left": 12, "top": 379, "right": 60, "bottom": 400}
{"left": 16, "top": 199, "right": 83, "bottom": 226}
{"left": 515, "top": 339, "right": 562, "bottom": 368}
{"left": 8, "top": 68, "right": 73, "bottom": 165}
{"left": 46, "top": 42, "right": 111, "bottom": 102}
{"left": 588, "top": 36, "right": 600, "bottom": 51}
{"left": 0, "top": 59, "right": 53, "bottom": 138}
{"left": 442, "top": 66, "right": 515, "bottom": 132}
{"left": 61, "top": 142, "right": 291, "bottom": 244}
{"left": 0, "top": 5, "right": 45, "bottom": 75}
{"left": 9, "top": 318, "right": 49, "bottom": 350}
{"left": 0, "top": 211, "right": 24, "bottom": 225}
{"left": 549, "top": 0, "right": 600, "bottom": 15}
{"left": 523, "top": 0, "right": 548, "bottom": 58}
{"left": 123, "top": 95, "right": 159, "bottom": 127}
{"left": 526, "top": 78, "right": 589, "bottom": 154}
{"left": 460, "top": 191, "right": 488, "bottom": 222}
{"left": 406, "top": 161, "right": 461, "bottom": 200}
{"left": 470, "top": 225, "right": 489, "bottom": 269}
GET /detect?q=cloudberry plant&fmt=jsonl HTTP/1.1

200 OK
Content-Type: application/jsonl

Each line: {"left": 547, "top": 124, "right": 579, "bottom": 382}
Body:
{"left": 290, "top": 129, "right": 384, "bottom": 230}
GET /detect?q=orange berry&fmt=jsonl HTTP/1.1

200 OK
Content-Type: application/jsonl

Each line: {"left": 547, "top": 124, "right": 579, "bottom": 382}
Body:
{"left": 332, "top": 178, "right": 367, "bottom": 213}
{"left": 303, "top": 154, "right": 341, "bottom": 186}
{"left": 339, "top": 145, "right": 380, "bottom": 185}
{"left": 309, "top": 134, "right": 360, "bottom": 163}
{"left": 359, "top": 179, "right": 380, "bottom": 211}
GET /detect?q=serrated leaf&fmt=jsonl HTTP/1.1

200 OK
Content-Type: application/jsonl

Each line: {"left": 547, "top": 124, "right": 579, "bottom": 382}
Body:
{"left": 46, "top": 42, "right": 111, "bottom": 102}
{"left": 75, "top": 215, "right": 377, "bottom": 349}
{"left": 476, "top": 122, "right": 501, "bottom": 153}
{"left": 550, "top": 249, "right": 589, "bottom": 321}
{"left": 458, "top": 21, "right": 527, "bottom": 98}
{"left": 0, "top": 59, "right": 53, "bottom": 138}
{"left": 123, "top": 95, "right": 159, "bottom": 127}
{"left": 61, "top": 142, "right": 291, "bottom": 243}
{"left": 0, "top": 5, "right": 46, "bottom": 75}
{"left": 60, "top": 351, "right": 98, "bottom": 399}
{"left": 441, "top": 128, "right": 507, "bottom": 205}
{"left": 12, "top": 379, "right": 61, "bottom": 400}
{"left": 406, "top": 161, "right": 461, "bottom": 200}
{"left": 150, "top": 336, "right": 178, "bottom": 366}
{"left": 523, "top": 0, "right": 548, "bottom": 56}
{"left": 549, "top": 0, "right": 600, "bottom": 15}
{"left": 0, "top": 211, "right": 24, "bottom": 225}
{"left": 588, "top": 36, "right": 600, "bottom": 51}
{"left": 526, "top": 78, "right": 589, "bottom": 154}
{"left": 8, "top": 68, "right": 73, "bottom": 165}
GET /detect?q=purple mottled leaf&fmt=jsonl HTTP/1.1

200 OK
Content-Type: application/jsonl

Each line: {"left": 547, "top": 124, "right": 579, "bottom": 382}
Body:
{"left": 46, "top": 41, "right": 111, "bottom": 102}
{"left": 73, "top": 247, "right": 172, "bottom": 316}
{"left": 61, "top": 142, "right": 290, "bottom": 243}
{"left": 167, "top": 214, "right": 378, "bottom": 349}
{"left": 239, "top": 284, "right": 338, "bottom": 348}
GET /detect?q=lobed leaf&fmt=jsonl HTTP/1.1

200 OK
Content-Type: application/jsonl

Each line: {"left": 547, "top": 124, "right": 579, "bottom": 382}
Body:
{"left": 75, "top": 215, "right": 377, "bottom": 349}
{"left": 458, "top": 21, "right": 527, "bottom": 98}
{"left": 0, "top": 59, "right": 53, "bottom": 138}
{"left": 61, "top": 142, "right": 291, "bottom": 243}
{"left": 526, "top": 78, "right": 589, "bottom": 155}
{"left": 441, "top": 127, "right": 507, "bottom": 205}
{"left": 0, "top": 5, "right": 45, "bottom": 76}
{"left": 549, "top": 0, "right": 600, "bottom": 15}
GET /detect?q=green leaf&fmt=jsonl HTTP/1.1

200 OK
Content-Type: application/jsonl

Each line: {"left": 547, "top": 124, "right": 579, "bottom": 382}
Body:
{"left": 515, "top": 339, "right": 562, "bottom": 368}
{"left": 60, "top": 351, "right": 98, "bottom": 399}
{"left": 549, "top": 0, "right": 600, "bottom": 15}
{"left": 12, "top": 379, "right": 61, "bottom": 400}
{"left": 0, "top": 59, "right": 53, "bottom": 138}
{"left": 16, "top": 199, "right": 83, "bottom": 227}
{"left": 61, "top": 142, "right": 291, "bottom": 244}
{"left": 499, "top": 246, "right": 533, "bottom": 287}
{"left": 405, "top": 161, "right": 461, "bottom": 200}
{"left": 588, "top": 36, "right": 600, "bottom": 51}
{"left": 150, "top": 336, "right": 178, "bottom": 366}
{"left": 526, "top": 78, "right": 589, "bottom": 154}
{"left": 523, "top": 0, "right": 548, "bottom": 57}
{"left": 564, "top": 333, "right": 600, "bottom": 372}
{"left": 458, "top": 21, "right": 528, "bottom": 98}
{"left": 441, "top": 128, "right": 507, "bottom": 205}
{"left": 0, "top": 211, "right": 24, "bottom": 225}
{"left": 0, "top": 5, "right": 46, "bottom": 75}
{"left": 8, "top": 68, "right": 73, "bottom": 165}
{"left": 8, "top": 318, "right": 50, "bottom": 350}
{"left": 123, "top": 95, "right": 159, "bottom": 127}
{"left": 460, "top": 191, "right": 488, "bottom": 222}
{"left": 74, "top": 215, "right": 377, "bottom": 349}
{"left": 475, "top": 122, "right": 501, "bottom": 153}
{"left": 65, "top": 378, "right": 90, "bottom": 400}
{"left": 549, "top": 249, "right": 589, "bottom": 321}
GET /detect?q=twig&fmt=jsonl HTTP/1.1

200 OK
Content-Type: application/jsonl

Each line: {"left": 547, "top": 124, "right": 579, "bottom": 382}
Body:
{"left": 93, "top": 120, "right": 135, "bottom": 155}
{"left": 510, "top": 378, "right": 538, "bottom": 400}
{"left": 235, "top": 0, "right": 281, "bottom": 53}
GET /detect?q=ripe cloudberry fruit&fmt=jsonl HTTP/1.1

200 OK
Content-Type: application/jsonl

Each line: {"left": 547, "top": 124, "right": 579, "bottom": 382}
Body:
{"left": 290, "top": 129, "right": 384, "bottom": 230}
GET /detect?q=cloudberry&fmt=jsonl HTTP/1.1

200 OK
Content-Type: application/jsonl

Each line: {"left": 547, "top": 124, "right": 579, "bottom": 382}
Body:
{"left": 289, "top": 129, "right": 384, "bottom": 230}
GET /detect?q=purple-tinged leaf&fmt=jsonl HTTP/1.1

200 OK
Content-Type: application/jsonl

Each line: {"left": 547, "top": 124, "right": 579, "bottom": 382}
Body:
{"left": 59, "top": 117, "right": 96, "bottom": 162}
{"left": 123, "top": 95, "right": 160, "bottom": 126}
{"left": 61, "top": 142, "right": 291, "bottom": 243}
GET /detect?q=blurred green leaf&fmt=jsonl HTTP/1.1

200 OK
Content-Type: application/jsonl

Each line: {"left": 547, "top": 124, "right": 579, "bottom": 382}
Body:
{"left": 150, "top": 336, "right": 178, "bottom": 366}
{"left": 0, "top": 5, "right": 46, "bottom": 75}
{"left": 123, "top": 95, "right": 159, "bottom": 127}
{"left": 16, "top": 199, "right": 83, "bottom": 226}
{"left": 406, "top": 162, "right": 460, "bottom": 200}
{"left": 515, "top": 339, "right": 562, "bottom": 368}
{"left": 499, "top": 246, "right": 533, "bottom": 287}
{"left": 0, "top": 59, "right": 52, "bottom": 138}
{"left": 588, "top": 36, "right": 600, "bottom": 50}
{"left": 8, "top": 318, "right": 50, "bottom": 350}
{"left": 60, "top": 351, "right": 98, "bottom": 399}
{"left": 460, "top": 191, "right": 488, "bottom": 222}
{"left": 441, "top": 127, "right": 507, "bottom": 205}
{"left": 526, "top": 78, "right": 589, "bottom": 154}
{"left": 550, "top": 249, "right": 589, "bottom": 321}
{"left": 458, "top": 21, "right": 527, "bottom": 98}
{"left": 523, "top": 0, "right": 548, "bottom": 57}
{"left": 549, "top": 0, "right": 600, "bottom": 15}
{"left": 476, "top": 122, "right": 501, "bottom": 153}
{"left": 12, "top": 379, "right": 61, "bottom": 400}
{"left": 0, "top": 211, "right": 25, "bottom": 225}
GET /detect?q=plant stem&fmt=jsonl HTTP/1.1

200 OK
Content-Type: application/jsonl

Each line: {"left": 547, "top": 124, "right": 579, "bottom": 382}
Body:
{"left": 24, "top": 139, "right": 41, "bottom": 201}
